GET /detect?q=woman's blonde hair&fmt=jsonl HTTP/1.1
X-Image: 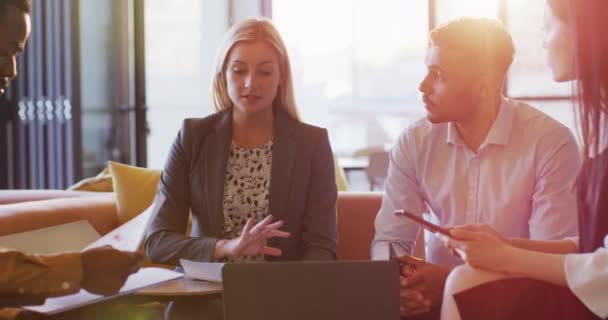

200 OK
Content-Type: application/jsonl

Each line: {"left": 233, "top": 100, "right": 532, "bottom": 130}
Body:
{"left": 211, "top": 18, "right": 300, "bottom": 121}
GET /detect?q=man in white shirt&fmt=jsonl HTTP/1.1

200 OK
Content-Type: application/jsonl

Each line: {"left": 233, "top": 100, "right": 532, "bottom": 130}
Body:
{"left": 371, "top": 18, "right": 580, "bottom": 318}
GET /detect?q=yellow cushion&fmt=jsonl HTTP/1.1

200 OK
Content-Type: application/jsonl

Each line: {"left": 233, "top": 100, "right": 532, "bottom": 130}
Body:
{"left": 108, "top": 162, "right": 170, "bottom": 269}
{"left": 108, "top": 161, "right": 162, "bottom": 224}
{"left": 67, "top": 168, "right": 114, "bottom": 192}
{"left": 333, "top": 155, "right": 349, "bottom": 191}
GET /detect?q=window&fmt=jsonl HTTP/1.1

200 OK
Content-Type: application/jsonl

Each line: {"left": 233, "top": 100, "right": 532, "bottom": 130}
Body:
{"left": 145, "top": 0, "right": 228, "bottom": 168}
{"left": 273, "top": 0, "right": 428, "bottom": 155}
{"left": 435, "top": 0, "right": 499, "bottom": 24}
{"left": 273, "top": 0, "right": 576, "bottom": 157}
{"left": 505, "top": 0, "right": 572, "bottom": 98}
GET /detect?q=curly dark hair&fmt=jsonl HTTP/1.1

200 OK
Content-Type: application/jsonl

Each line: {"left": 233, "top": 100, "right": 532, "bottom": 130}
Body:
{"left": 0, "top": 0, "right": 32, "bottom": 19}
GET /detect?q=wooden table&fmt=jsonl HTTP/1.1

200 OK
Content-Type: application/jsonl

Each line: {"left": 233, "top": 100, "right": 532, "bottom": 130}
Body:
{"left": 338, "top": 157, "right": 369, "bottom": 174}
{"left": 137, "top": 278, "right": 222, "bottom": 297}
{"left": 18, "top": 277, "right": 222, "bottom": 318}
{"left": 111, "top": 278, "right": 222, "bottom": 305}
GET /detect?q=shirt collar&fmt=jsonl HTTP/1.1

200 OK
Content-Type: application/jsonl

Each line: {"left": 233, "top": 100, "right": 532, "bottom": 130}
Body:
{"left": 446, "top": 122, "right": 462, "bottom": 146}
{"left": 446, "top": 97, "right": 514, "bottom": 148}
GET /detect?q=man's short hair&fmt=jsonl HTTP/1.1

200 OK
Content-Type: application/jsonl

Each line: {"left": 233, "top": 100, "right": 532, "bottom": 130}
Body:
{"left": 429, "top": 17, "right": 515, "bottom": 77}
{"left": 0, "top": 0, "right": 32, "bottom": 18}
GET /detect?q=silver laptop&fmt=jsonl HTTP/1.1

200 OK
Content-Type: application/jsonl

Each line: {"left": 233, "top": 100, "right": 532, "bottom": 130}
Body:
{"left": 222, "top": 260, "right": 400, "bottom": 320}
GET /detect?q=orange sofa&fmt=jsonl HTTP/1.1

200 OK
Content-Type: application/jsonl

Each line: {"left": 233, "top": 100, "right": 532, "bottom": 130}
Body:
{"left": 0, "top": 190, "right": 117, "bottom": 237}
{"left": 0, "top": 190, "right": 424, "bottom": 259}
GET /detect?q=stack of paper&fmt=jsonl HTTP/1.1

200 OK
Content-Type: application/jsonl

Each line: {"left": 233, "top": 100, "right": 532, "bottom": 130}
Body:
{"left": 180, "top": 259, "right": 224, "bottom": 283}
{"left": 4, "top": 198, "right": 182, "bottom": 315}
{"left": 81, "top": 193, "right": 164, "bottom": 253}
{"left": 0, "top": 220, "right": 100, "bottom": 254}
{"left": 83, "top": 206, "right": 153, "bottom": 252}
{"left": 25, "top": 267, "right": 183, "bottom": 315}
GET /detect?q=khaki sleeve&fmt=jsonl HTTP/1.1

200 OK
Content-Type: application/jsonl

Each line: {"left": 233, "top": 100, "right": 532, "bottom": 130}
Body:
{"left": 0, "top": 250, "right": 83, "bottom": 297}
{"left": 0, "top": 308, "right": 21, "bottom": 320}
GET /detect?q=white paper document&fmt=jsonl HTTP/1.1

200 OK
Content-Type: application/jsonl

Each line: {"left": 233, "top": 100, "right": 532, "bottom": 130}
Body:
{"left": 83, "top": 201, "right": 156, "bottom": 252}
{"left": 25, "top": 267, "right": 183, "bottom": 315}
{"left": 0, "top": 220, "right": 100, "bottom": 255}
{"left": 180, "top": 259, "right": 224, "bottom": 283}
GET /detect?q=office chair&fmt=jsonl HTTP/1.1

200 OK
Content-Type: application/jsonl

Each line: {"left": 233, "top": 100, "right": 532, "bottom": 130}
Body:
{"left": 365, "top": 151, "right": 389, "bottom": 191}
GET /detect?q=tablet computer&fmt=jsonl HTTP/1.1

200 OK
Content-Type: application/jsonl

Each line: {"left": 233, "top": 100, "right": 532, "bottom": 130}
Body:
{"left": 394, "top": 210, "right": 452, "bottom": 237}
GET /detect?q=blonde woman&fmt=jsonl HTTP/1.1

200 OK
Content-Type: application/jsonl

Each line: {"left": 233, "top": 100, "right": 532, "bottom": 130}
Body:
{"left": 145, "top": 18, "right": 338, "bottom": 319}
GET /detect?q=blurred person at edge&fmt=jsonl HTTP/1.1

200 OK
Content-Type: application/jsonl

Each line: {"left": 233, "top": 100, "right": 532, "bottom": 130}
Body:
{"left": 439, "top": 0, "right": 608, "bottom": 319}
{"left": 0, "top": 1, "right": 141, "bottom": 319}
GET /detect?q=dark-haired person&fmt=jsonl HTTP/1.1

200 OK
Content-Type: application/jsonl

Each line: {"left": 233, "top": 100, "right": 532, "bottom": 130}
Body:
{"left": 439, "top": 1, "right": 608, "bottom": 319}
{"left": 371, "top": 17, "right": 581, "bottom": 318}
{"left": 1, "top": 1, "right": 141, "bottom": 319}
{"left": 0, "top": 0, "right": 30, "bottom": 96}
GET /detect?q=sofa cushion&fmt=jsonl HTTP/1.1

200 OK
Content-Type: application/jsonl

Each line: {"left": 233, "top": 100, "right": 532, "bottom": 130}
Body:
{"left": 0, "top": 194, "right": 118, "bottom": 237}
{"left": 107, "top": 162, "right": 178, "bottom": 269}
{"left": 68, "top": 168, "right": 114, "bottom": 192}
{"left": 108, "top": 161, "right": 162, "bottom": 224}
{"left": 336, "top": 192, "right": 383, "bottom": 260}
{"left": 336, "top": 191, "right": 425, "bottom": 260}
{"left": 333, "top": 155, "right": 349, "bottom": 191}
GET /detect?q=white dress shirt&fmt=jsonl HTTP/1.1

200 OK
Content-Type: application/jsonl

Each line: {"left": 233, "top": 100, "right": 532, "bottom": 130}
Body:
{"left": 372, "top": 98, "right": 580, "bottom": 267}
{"left": 565, "top": 235, "right": 608, "bottom": 318}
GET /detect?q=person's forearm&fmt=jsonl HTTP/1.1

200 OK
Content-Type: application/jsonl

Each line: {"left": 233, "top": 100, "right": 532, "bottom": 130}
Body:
{"left": 212, "top": 240, "right": 231, "bottom": 260}
{"left": 0, "top": 251, "right": 82, "bottom": 297}
{"left": 509, "top": 238, "right": 577, "bottom": 254}
{"left": 502, "top": 246, "right": 568, "bottom": 286}
{"left": 146, "top": 231, "right": 219, "bottom": 264}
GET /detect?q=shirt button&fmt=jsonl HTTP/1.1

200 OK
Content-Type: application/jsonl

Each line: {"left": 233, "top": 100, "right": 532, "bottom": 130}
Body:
{"left": 18, "top": 287, "right": 25, "bottom": 294}
{"left": 62, "top": 281, "right": 71, "bottom": 290}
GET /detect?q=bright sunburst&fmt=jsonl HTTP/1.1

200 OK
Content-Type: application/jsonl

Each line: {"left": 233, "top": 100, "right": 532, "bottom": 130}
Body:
{"left": 437, "top": 0, "right": 500, "bottom": 25}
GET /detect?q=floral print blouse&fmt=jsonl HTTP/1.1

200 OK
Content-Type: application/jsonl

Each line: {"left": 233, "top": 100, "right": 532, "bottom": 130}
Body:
{"left": 221, "top": 139, "right": 273, "bottom": 263}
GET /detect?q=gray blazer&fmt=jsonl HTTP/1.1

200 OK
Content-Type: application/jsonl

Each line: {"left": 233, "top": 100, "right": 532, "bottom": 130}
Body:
{"left": 145, "top": 108, "right": 338, "bottom": 266}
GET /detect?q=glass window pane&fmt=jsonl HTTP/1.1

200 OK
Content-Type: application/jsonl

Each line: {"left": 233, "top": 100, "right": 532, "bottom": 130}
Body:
{"left": 80, "top": 0, "right": 116, "bottom": 177}
{"left": 145, "top": 0, "right": 228, "bottom": 168}
{"left": 273, "top": 0, "right": 428, "bottom": 155}
{"left": 506, "top": 0, "right": 571, "bottom": 97}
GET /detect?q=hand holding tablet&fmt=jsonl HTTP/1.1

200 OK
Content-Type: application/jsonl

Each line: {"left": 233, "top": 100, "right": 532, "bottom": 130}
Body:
{"left": 393, "top": 210, "right": 452, "bottom": 238}
{"left": 394, "top": 210, "right": 466, "bottom": 259}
